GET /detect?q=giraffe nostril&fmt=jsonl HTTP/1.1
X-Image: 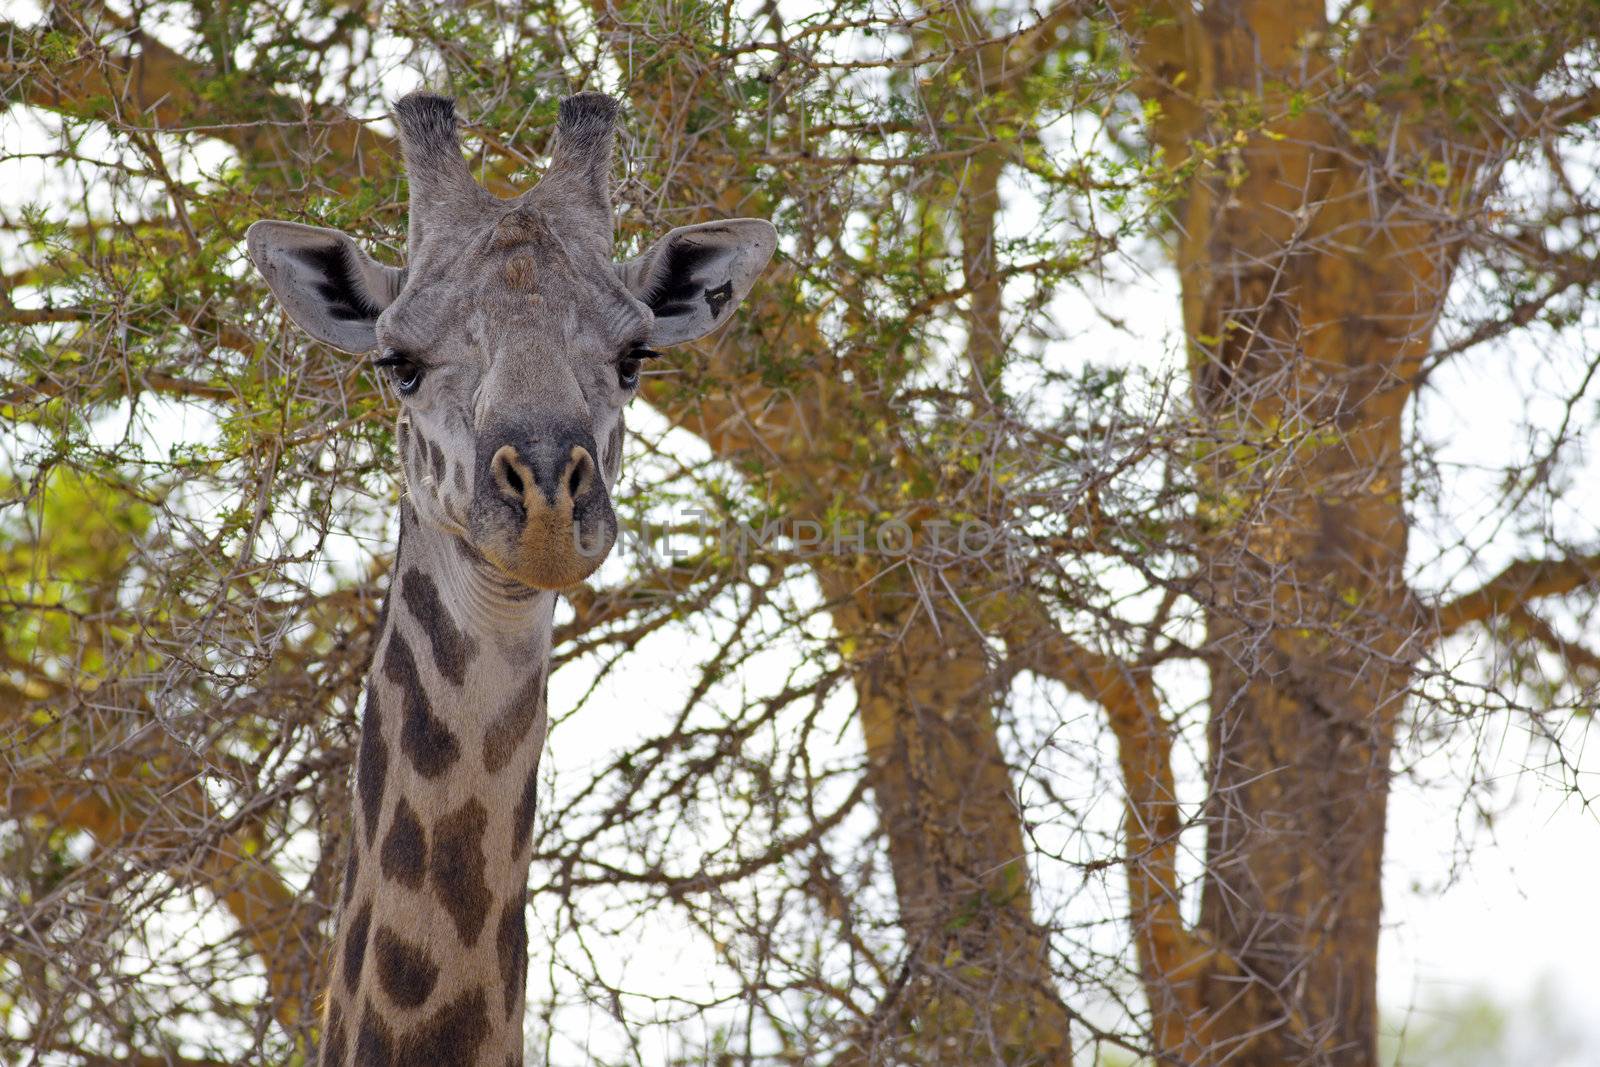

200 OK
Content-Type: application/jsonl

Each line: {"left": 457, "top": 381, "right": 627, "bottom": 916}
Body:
{"left": 485, "top": 436, "right": 599, "bottom": 512}
{"left": 564, "top": 447, "right": 595, "bottom": 503}
{"left": 490, "top": 444, "right": 532, "bottom": 510}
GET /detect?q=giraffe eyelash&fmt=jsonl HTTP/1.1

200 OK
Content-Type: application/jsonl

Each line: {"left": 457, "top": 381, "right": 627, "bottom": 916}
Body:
{"left": 375, "top": 348, "right": 426, "bottom": 395}
{"left": 616, "top": 347, "right": 660, "bottom": 390}
{"left": 374, "top": 348, "right": 422, "bottom": 369}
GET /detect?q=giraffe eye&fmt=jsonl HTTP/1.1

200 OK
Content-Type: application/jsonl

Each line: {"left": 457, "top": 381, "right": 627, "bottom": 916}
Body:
{"left": 375, "top": 348, "right": 425, "bottom": 396}
{"left": 617, "top": 347, "right": 659, "bottom": 390}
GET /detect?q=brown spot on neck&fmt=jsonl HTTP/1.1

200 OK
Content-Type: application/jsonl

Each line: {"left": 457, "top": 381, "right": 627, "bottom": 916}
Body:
{"left": 373, "top": 925, "right": 441, "bottom": 1009}
{"left": 379, "top": 797, "right": 426, "bottom": 889}
{"left": 495, "top": 893, "right": 528, "bottom": 1020}
{"left": 511, "top": 752, "right": 541, "bottom": 854}
{"left": 393, "top": 986, "right": 491, "bottom": 1066}
{"left": 429, "top": 799, "right": 492, "bottom": 946}
{"left": 355, "top": 1002, "right": 394, "bottom": 1065}
{"left": 342, "top": 848, "right": 360, "bottom": 908}
{"left": 400, "top": 569, "right": 477, "bottom": 687}
{"left": 382, "top": 632, "right": 461, "bottom": 778}
{"left": 481, "top": 667, "right": 546, "bottom": 774}
{"left": 321, "top": 1001, "right": 347, "bottom": 1067}
{"left": 342, "top": 900, "right": 373, "bottom": 996}
{"left": 356, "top": 687, "right": 388, "bottom": 847}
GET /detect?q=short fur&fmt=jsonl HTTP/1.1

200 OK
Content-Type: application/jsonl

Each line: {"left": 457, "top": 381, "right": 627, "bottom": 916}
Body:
{"left": 245, "top": 92, "right": 775, "bottom": 1066}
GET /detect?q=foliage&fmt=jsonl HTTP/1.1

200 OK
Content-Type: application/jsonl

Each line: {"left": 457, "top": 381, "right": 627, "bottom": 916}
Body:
{"left": 2, "top": 0, "right": 1598, "bottom": 1064}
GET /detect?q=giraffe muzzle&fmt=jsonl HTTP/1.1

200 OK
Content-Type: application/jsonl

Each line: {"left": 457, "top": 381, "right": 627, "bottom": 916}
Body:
{"left": 471, "top": 429, "right": 617, "bottom": 589}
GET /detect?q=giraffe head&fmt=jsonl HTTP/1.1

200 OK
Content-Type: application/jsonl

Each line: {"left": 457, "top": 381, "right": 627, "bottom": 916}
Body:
{"left": 247, "top": 92, "right": 775, "bottom": 588}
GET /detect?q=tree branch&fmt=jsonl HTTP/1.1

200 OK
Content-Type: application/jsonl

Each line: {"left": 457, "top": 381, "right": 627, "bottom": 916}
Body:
{"left": 1541, "top": 85, "right": 1600, "bottom": 130}
{"left": 995, "top": 596, "right": 1214, "bottom": 1051}
{"left": 40, "top": 1043, "right": 236, "bottom": 1067}
{"left": 1, "top": 369, "right": 239, "bottom": 406}
{"left": 4, "top": 776, "right": 316, "bottom": 1031}
{"left": 977, "top": 0, "right": 1090, "bottom": 93}
{"left": 5, "top": 11, "right": 385, "bottom": 179}
{"left": 1410, "top": 250, "right": 1600, "bottom": 383}
{"left": 1512, "top": 607, "right": 1600, "bottom": 678}
{"left": 1436, "top": 552, "right": 1600, "bottom": 638}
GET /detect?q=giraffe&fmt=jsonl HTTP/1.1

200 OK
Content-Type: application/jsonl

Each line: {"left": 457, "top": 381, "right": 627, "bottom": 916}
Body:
{"left": 245, "top": 91, "right": 775, "bottom": 1065}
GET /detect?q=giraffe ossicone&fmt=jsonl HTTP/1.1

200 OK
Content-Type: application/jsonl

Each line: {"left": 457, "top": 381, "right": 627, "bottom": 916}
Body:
{"left": 246, "top": 91, "right": 775, "bottom": 1065}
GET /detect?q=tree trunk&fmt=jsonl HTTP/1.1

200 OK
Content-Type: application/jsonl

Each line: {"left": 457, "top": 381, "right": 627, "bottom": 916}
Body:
{"left": 1175, "top": 117, "right": 1448, "bottom": 1064}
{"left": 1194, "top": 546, "right": 1408, "bottom": 1067}
{"left": 829, "top": 589, "right": 1073, "bottom": 1067}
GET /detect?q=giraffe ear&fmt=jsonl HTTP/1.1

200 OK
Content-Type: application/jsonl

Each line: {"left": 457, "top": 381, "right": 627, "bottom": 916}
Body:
{"left": 246, "top": 221, "right": 405, "bottom": 353}
{"left": 619, "top": 220, "right": 776, "bottom": 348}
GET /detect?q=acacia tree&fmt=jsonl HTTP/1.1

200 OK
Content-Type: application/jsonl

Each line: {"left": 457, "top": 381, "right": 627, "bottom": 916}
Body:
{"left": 3, "top": 1, "right": 1597, "bottom": 1066}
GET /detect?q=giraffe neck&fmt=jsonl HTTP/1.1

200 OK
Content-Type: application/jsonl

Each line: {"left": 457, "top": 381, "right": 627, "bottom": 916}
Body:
{"left": 322, "top": 504, "right": 553, "bottom": 1066}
